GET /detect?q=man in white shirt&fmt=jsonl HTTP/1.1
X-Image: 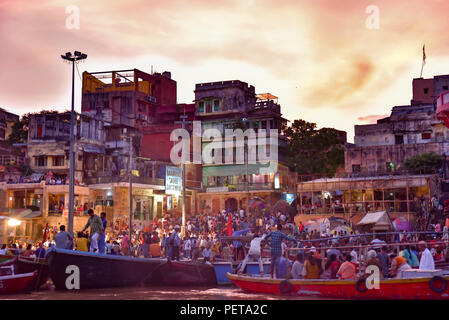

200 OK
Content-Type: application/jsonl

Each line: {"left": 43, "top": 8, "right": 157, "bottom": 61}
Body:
{"left": 281, "top": 241, "right": 287, "bottom": 256}
{"left": 238, "top": 231, "right": 266, "bottom": 275}
{"left": 184, "top": 237, "right": 192, "bottom": 259}
{"left": 291, "top": 252, "right": 304, "bottom": 279}
{"left": 418, "top": 241, "right": 435, "bottom": 270}
{"left": 350, "top": 248, "right": 358, "bottom": 263}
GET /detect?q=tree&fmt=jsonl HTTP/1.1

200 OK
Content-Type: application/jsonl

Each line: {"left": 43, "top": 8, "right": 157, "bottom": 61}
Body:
{"left": 7, "top": 113, "right": 29, "bottom": 145}
{"left": 404, "top": 152, "right": 443, "bottom": 174}
{"left": 283, "top": 119, "right": 345, "bottom": 177}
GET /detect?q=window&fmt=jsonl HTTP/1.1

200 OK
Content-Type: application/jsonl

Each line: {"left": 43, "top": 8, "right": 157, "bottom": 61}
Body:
{"left": 444, "top": 86, "right": 448, "bottom": 91}
{"left": 53, "top": 156, "right": 64, "bottom": 167}
{"left": 395, "top": 135, "right": 404, "bottom": 145}
{"left": 424, "top": 88, "right": 429, "bottom": 94}
{"left": 352, "top": 164, "right": 361, "bottom": 173}
{"left": 214, "top": 100, "right": 220, "bottom": 111}
{"left": 422, "top": 132, "right": 431, "bottom": 140}
{"left": 227, "top": 98, "right": 233, "bottom": 110}
{"left": 198, "top": 101, "right": 204, "bottom": 113}
{"left": 206, "top": 100, "right": 212, "bottom": 113}
{"left": 35, "top": 156, "right": 47, "bottom": 167}
{"left": 262, "top": 121, "right": 267, "bottom": 129}
{"left": 386, "top": 162, "right": 395, "bottom": 172}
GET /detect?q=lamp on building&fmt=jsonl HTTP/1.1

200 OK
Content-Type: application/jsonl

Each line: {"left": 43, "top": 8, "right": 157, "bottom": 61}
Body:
{"left": 61, "top": 51, "right": 88, "bottom": 235}
{"left": 8, "top": 218, "right": 21, "bottom": 227}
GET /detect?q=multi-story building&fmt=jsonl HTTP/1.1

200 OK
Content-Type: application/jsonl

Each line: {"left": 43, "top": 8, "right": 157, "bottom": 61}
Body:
{"left": 81, "top": 69, "right": 201, "bottom": 225}
{"left": 0, "top": 111, "right": 105, "bottom": 242}
{"left": 345, "top": 74, "right": 449, "bottom": 175}
{"left": 296, "top": 74, "right": 449, "bottom": 230}
{"left": 0, "top": 108, "right": 19, "bottom": 141}
{"left": 194, "top": 80, "right": 295, "bottom": 213}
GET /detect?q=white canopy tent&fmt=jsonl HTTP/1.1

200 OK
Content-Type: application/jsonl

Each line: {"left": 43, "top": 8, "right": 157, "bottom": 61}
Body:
{"left": 357, "top": 211, "right": 393, "bottom": 231}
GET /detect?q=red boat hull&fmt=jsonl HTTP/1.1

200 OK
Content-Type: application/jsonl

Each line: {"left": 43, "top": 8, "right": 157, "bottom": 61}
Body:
{"left": 0, "top": 271, "right": 37, "bottom": 295}
{"left": 226, "top": 273, "right": 449, "bottom": 300}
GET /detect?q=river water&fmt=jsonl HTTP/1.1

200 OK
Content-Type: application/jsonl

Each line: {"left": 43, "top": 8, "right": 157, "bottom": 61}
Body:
{"left": 2, "top": 283, "right": 326, "bottom": 300}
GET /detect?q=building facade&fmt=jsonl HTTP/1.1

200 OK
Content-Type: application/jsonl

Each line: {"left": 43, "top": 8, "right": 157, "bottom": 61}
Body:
{"left": 346, "top": 74, "right": 449, "bottom": 175}
{"left": 194, "top": 81, "right": 296, "bottom": 214}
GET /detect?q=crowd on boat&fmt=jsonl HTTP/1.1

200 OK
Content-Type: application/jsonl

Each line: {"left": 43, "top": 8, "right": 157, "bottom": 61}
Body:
{"left": 3, "top": 205, "right": 449, "bottom": 281}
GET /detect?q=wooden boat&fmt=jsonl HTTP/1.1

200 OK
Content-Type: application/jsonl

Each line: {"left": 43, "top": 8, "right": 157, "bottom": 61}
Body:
{"left": 0, "top": 255, "right": 49, "bottom": 289}
{"left": 144, "top": 260, "right": 217, "bottom": 286}
{"left": 0, "top": 255, "right": 13, "bottom": 264}
{"left": 16, "top": 257, "right": 50, "bottom": 289}
{"left": 0, "top": 269, "right": 37, "bottom": 294}
{"left": 226, "top": 272, "right": 449, "bottom": 300}
{"left": 47, "top": 248, "right": 166, "bottom": 290}
{"left": 214, "top": 261, "right": 271, "bottom": 285}
{"left": 0, "top": 256, "right": 16, "bottom": 268}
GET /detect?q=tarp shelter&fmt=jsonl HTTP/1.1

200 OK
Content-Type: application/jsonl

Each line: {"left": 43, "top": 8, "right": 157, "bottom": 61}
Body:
{"left": 357, "top": 211, "right": 393, "bottom": 231}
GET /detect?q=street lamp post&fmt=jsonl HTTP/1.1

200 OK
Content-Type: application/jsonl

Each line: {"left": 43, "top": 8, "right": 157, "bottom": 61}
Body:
{"left": 61, "top": 51, "right": 87, "bottom": 235}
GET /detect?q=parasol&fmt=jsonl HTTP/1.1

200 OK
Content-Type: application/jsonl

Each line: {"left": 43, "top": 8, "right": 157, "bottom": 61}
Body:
{"left": 392, "top": 216, "right": 413, "bottom": 232}
{"left": 272, "top": 199, "right": 296, "bottom": 217}
{"left": 332, "top": 224, "right": 353, "bottom": 234}
{"left": 248, "top": 197, "right": 266, "bottom": 209}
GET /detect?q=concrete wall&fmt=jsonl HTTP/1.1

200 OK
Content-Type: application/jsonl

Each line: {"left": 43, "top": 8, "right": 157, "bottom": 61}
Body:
{"left": 345, "top": 142, "right": 444, "bottom": 173}
{"left": 412, "top": 78, "right": 434, "bottom": 105}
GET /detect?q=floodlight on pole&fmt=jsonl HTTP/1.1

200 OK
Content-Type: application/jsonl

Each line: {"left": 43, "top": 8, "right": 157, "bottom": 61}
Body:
{"left": 60, "top": 51, "right": 87, "bottom": 236}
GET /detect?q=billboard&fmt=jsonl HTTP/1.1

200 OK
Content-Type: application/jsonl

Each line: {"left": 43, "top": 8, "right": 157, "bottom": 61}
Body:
{"left": 165, "top": 166, "right": 182, "bottom": 195}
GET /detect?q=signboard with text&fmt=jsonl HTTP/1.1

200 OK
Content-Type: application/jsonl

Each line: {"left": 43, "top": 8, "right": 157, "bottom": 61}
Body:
{"left": 165, "top": 166, "right": 182, "bottom": 195}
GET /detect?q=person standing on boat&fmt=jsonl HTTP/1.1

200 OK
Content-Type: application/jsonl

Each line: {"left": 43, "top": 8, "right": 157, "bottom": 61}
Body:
{"left": 168, "top": 225, "right": 181, "bottom": 261}
{"left": 232, "top": 226, "right": 251, "bottom": 261}
{"left": 238, "top": 231, "right": 266, "bottom": 275}
{"left": 98, "top": 212, "right": 107, "bottom": 254}
{"left": 183, "top": 236, "right": 192, "bottom": 260}
{"left": 418, "top": 241, "right": 435, "bottom": 270}
{"left": 81, "top": 209, "right": 104, "bottom": 253}
{"left": 264, "top": 224, "right": 298, "bottom": 278}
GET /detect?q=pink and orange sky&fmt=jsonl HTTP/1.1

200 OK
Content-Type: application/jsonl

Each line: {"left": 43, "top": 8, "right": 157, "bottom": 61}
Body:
{"left": 1, "top": 0, "right": 449, "bottom": 141}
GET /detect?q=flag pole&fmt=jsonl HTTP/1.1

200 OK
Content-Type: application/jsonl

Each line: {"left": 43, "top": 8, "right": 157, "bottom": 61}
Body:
{"left": 420, "top": 44, "right": 426, "bottom": 78}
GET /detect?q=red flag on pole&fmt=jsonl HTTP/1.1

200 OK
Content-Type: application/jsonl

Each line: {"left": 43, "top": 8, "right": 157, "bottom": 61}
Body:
{"left": 423, "top": 45, "right": 426, "bottom": 65}
{"left": 226, "top": 213, "right": 233, "bottom": 236}
{"left": 41, "top": 223, "right": 48, "bottom": 245}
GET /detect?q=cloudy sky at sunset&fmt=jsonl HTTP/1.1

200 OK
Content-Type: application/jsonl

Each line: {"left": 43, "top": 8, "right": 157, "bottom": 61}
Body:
{"left": 2, "top": 0, "right": 449, "bottom": 141}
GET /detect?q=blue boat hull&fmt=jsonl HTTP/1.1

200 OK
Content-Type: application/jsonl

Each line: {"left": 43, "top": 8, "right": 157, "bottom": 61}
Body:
{"left": 213, "top": 262, "right": 271, "bottom": 285}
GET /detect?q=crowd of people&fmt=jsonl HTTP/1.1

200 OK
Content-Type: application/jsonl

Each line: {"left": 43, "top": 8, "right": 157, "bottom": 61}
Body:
{"left": 2, "top": 207, "right": 448, "bottom": 281}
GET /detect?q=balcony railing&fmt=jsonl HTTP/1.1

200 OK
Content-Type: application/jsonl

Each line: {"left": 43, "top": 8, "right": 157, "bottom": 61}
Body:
{"left": 84, "top": 175, "right": 165, "bottom": 186}
{"left": 205, "top": 182, "right": 293, "bottom": 192}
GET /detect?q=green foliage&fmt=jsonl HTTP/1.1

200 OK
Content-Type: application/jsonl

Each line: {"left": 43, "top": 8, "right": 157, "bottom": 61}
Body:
{"left": 283, "top": 119, "right": 345, "bottom": 177}
{"left": 7, "top": 114, "right": 29, "bottom": 145}
{"left": 404, "top": 152, "right": 443, "bottom": 174}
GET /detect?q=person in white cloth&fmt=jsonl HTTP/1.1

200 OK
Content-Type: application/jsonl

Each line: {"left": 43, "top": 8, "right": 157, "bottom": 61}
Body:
{"left": 238, "top": 230, "right": 266, "bottom": 275}
{"left": 418, "top": 241, "right": 435, "bottom": 270}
